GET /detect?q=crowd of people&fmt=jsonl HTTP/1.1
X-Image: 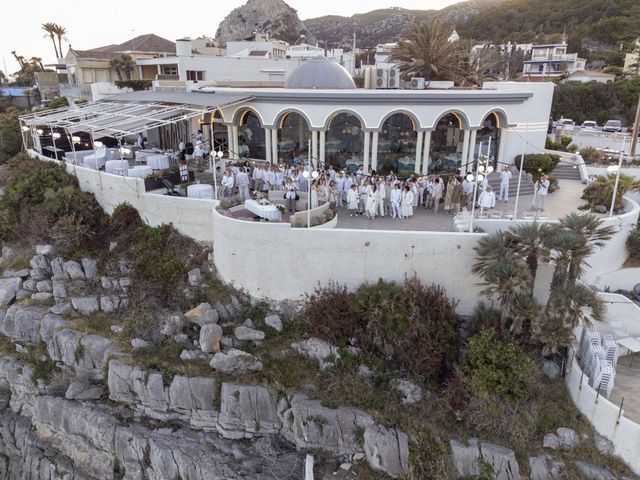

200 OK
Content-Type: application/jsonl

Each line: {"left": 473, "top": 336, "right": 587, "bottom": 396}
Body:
{"left": 214, "top": 160, "right": 528, "bottom": 220}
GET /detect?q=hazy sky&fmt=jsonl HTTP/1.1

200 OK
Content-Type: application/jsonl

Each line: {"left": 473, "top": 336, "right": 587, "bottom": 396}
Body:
{"left": 1, "top": 0, "right": 460, "bottom": 76}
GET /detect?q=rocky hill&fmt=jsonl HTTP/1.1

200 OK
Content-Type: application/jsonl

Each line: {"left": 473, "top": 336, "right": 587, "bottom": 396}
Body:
{"left": 215, "top": 0, "right": 315, "bottom": 47}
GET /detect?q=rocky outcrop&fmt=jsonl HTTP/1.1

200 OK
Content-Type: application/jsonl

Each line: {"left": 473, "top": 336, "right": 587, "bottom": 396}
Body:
{"left": 529, "top": 454, "right": 564, "bottom": 480}
{"left": 210, "top": 349, "right": 263, "bottom": 375}
{"left": 450, "top": 438, "right": 520, "bottom": 480}
{"left": 217, "top": 383, "right": 280, "bottom": 439}
{"left": 291, "top": 337, "right": 340, "bottom": 369}
{"left": 0, "top": 304, "right": 47, "bottom": 343}
{"left": 0, "top": 277, "right": 21, "bottom": 305}
{"left": 363, "top": 424, "right": 409, "bottom": 478}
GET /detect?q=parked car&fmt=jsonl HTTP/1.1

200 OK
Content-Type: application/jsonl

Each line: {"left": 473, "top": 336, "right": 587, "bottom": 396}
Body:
{"left": 581, "top": 120, "right": 598, "bottom": 130}
{"left": 559, "top": 118, "right": 575, "bottom": 129}
{"left": 603, "top": 120, "right": 622, "bottom": 133}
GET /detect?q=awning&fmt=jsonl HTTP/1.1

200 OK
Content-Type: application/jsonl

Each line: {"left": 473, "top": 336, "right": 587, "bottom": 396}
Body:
{"left": 19, "top": 92, "right": 253, "bottom": 138}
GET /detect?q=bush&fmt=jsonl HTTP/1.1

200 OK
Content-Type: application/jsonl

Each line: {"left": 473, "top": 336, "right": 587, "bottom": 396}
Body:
{"left": 546, "top": 174, "right": 559, "bottom": 194}
{"left": 0, "top": 107, "right": 22, "bottom": 163}
{"left": 464, "top": 328, "right": 534, "bottom": 403}
{"left": 567, "top": 143, "right": 578, "bottom": 153}
{"left": 560, "top": 135, "right": 573, "bottom": 149}
{"left": 579, "top": 146, "right": 604, "bottom": 164}
{"left": 582, "top": 174, "right": 640, "bottom": 212}
{"left": 115, "top": 80, "right": 152, "bottom": 91}
{"left": 627, "top": 229, "right": 640, "bottom": 259}
{"left": 304, "top": 282, "right": 357, "bottom": 344}
{"left": 48, "top": 96, "right": 69, "bottom": 109}
{"left": 515, "top": 153, "right": 561, "bottom": 182}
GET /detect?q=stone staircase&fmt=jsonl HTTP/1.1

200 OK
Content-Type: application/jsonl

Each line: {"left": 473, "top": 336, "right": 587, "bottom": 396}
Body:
{"left": 487, "top": 169, "right": 535, "bottom": 196}
{"left": 552, "top": 163, "right": 582, "bottom": 181}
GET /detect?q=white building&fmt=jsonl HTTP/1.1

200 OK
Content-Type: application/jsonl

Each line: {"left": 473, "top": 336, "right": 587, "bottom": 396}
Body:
{"left": 285, "top": 43, "right": 325, "bottom": 59}
{"left": 523, "top": 43, "right": 586, "bottom": 78}
{"left": 562, "top": 70, "right": 615, "bottom": 84}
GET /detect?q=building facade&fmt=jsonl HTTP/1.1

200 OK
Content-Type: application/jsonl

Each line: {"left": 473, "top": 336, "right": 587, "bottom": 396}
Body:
{"left": 523, "top": 44, "right": 586, "bottom": 78}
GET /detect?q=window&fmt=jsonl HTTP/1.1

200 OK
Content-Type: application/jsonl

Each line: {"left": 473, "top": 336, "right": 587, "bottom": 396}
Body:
{"left": 161, "top": 65, "right": 178, "bottom": 76}
{"left": 186, "top": 70, "right": 204, "bottom": 81}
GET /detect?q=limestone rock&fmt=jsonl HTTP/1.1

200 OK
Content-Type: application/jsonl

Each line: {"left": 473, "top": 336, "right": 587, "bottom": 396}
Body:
{"left": 71, "top": 296, "right": 99, "bottom": 315}
{"left": 234, "top": 325, "right": 265, "bottom": 341}
{"left": 529, "top": 455, "right": 563, "bottom": 480}
{"left": 542, "top": 359, "right": 561, "bottom": 379}
{"left": 23, "top": 278, "right": 37, "bottom": 291}
{"left": 543, "top": 433, "right": 560, "bottom": 450}
{"left": 0, "top": 304, "right": 47, "bottom": 343}
{"left": 281, "top": 394, "right": 374, "bottom": 456}
{"left": 291, "top": 337, "right": 340, "bottom": 369}
{"left": 31, "top": 292, "right": 53, "bottom": 303}
{"left": 574, "top": 461, "right": 616, "bottom": 480}
{"left": 50, "top": 257, "right": 68, "bottom": 280}
{"left": 556, "top": 427, "right": 580, "bottom": 450}
{"left": 210, "top": 349, "right": 263, "bottom": 375}
{"left": 99, "top": 295, "right": 119, "bottom": 313}
{"left": 65, "top": 382, "right": 104, "bottom": 400}
{"left": 363, "top": 424, "right": 409, "bottom": 478}
{"left": 593, "top": 433, "right": 614, "bottom": 455}
{"left": 217, "top": 383, "right": 280, "bottom": 439}
{"left": 36, "top": 244, "right": 55, "bottom": 256}
{"left": 39, "top": 313, "right": 69, "bottom": 344}
{"left": 160, "top": 314, "right": 184, "bottom": 336}
{"left": 63, "top": 261, "right": 85, "bottom": 280}
{"left": 200, "top": 323, "right": 223, "bottom": 353}
{"left": 358, "top": 364, "right": 373, "bottom": 377}
{"left": 168, "top": 375, "right": 217, "bottom": 414}
{"left": 184, "top": 302, "right": 219, "bottom": 327}
{"left": 29, "top": 254, "right": 50, "bottom": 273}
{"left": 180, "top": 349, "right": 209, "bottom": 361}
{"left": 81, "top": 258, "right": 97, "bottom": 279}
{"left": 392, "top": 378, "right": 422, "bottom": 406}
{"left": 51, "top": 280, "right": 66, "bottom": 299}
{"left": 131, "top": 338, "right": 151, "bottom": 350}
{"left": 15, "top": 289, "right": 30, "bottom": 301}
{"left": 450, "top": 438, "right": 520, "bottom": 480}
{"left": 107, "top": 360, "right": 168, "bottom": 412}
{"left": 35, "top": 280, "right": 52, "bottom": 293}
{"left": 0, "top": 277, "right": 21, "bottom": 305}
{"left": 188, "top": 268, "right": 202, "bottom": 287}
{"left": 214, "top": 301, "right": 230, "bottom": 321}
{"left": 264, "top": 314, "right": 283, "bottom": 332}
{"left": 2, "top": 269, "right": 30, "bottom": 278}
{"left": 49, "top": 302, "right": 72, "bottom": 315}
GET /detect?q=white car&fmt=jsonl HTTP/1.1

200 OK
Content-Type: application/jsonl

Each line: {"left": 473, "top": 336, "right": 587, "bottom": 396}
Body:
{"left": 559, "top": 118, "right": 575, "bottom": 129}
{"left": 581, "top": 121, "right": 597, "bottom": 130}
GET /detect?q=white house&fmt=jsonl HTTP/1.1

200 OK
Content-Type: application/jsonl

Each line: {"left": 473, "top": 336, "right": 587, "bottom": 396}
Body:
{"left": 523, "top": 43, "right": 586, "bottom": 78}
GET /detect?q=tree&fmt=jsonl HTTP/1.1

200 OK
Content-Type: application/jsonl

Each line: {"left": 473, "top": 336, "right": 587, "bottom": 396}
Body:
{"left": 22, "top": 89, "right": 33, "bottom": 110}
{"left": 504, "top": 222, "right": 551, "bottom": 292}
{"left": 52, "top": 23, "right": 68, "bottom": 59}
{"left": 109, "top": 57, "right": 123, "bottom": 81}
{"left": 0, "top": 107, "right": 22, "bottom": 162}
{"left": 389, "top": 19, "right": 469, "bottom": 84}
{"left": 119, "top": 54, "right": 135, "bottom": 80}
{"left": 42, "top": 22, "right": 60, "bottom": 59}
{"left": 465, "top": 45, "right": 500, "bottom": 86}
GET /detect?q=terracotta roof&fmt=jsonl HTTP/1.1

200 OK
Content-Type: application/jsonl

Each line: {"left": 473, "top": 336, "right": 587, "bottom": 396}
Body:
{"left": 71, "top": 34, "right": 175, "bottom": 60}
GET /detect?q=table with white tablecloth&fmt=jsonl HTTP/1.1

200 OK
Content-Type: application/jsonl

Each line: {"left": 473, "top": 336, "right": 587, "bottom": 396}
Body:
{"left": 244, "top": 199, "right": 282, "bottom": 222}
{"left": 82, "top": 156, "right": 106, "bottom": 170}
{"left": 146, "top": 154, "right": 170, "bottom": 170}
{"left": 127, "top": 165, "right": 153, "bottom": 179}
{"left": 104, "top": 160, "right": 129, "bottom": 175}
{"left": 187, "top": 184, "right": 215, "bottom": 199}
{"left": 135, "top": 149, "right": 162, "bottom": 163}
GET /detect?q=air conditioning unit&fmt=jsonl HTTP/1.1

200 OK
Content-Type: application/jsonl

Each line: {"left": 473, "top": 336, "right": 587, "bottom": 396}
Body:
{"left": 375, "top": 68, "right": 388, "bottom": 89}
{"left": 387, "top": 67, "right": 400, "bottom": 89}
{"left": 410, "top": 77, "right": 425, "bottom": 89}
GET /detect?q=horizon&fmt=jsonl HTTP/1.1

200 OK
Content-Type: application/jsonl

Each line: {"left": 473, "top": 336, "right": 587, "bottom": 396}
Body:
{"left": 0, "top": 0, "right": 461, "bottom": 76}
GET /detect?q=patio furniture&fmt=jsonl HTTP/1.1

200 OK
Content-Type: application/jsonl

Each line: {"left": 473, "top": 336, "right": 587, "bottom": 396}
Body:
{"left": 244, "top": 199, "right": 282, "bottom": 222}
{"left": 127, "top": 165, "right": 153, "bottom": 179}
{"left": 83, "top": 148, "right": 107, "bottom": 170}
{"left": 105, "top": 160, "right": 129, "bottom": 175}
{"left": 64, "top": 150, "right": 95, "bottom": 164}
{"left": 163, "top": 179, "right": 181, "bottom": 197}
{"left": 453, "top": 210, "right": 472, "bottom": 232}
{"left": 187, "top": 184, "right": 215, "bottom": 199}
{"left": 146, "top": 154, "right": 170, "bottom": 170}
{"left": 611, "top": 320, "right": 629, "bottom": 338}
{"left": 135, "top": 149, "right": 162, "bottom": 164}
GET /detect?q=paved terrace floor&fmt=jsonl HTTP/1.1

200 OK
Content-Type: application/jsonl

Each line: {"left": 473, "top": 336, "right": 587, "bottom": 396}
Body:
{"left": 608, "top": 354, "right": 640, "bottom": 424}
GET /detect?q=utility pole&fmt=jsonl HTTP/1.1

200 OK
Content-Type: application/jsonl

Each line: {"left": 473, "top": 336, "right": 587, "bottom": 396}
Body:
{"left": 630, "top": 93, "right": 640, "bottom": 159}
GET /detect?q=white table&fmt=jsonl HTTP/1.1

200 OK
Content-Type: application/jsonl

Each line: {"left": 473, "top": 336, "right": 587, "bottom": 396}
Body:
{"left": 135, "top": 149, "right": 161, "bottom": 163}
{"left": 105, "top": 160, "right": 129, "bottom": 175}
{"left": 146, "top": 154, "right": 170, "bottom": 170}
{"left": 245, "top": 199, "right": 282, "bottom": 222}
{"left": 83, "top": 156, "right": 106, "bottom": 170}
{"left": 187, "top": 184, "right": 215, "bottom": 199}
{"left": 127, "top": 165, "right": 153, "bottom": 179}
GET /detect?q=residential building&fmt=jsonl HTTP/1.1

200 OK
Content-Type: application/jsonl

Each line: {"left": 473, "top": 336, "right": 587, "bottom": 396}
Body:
{"left": 285, "top": 43, "right": 325, "bottom": 59}
{"left": 561, "top": 70, "right": 615, "bottom": 84}
{"left": 623, "top": 39, "right": 640, "bottom": 75}
{"left": 522, "top": 43, "right": 586, "bottom": 79}
{"left": 226, "top": 33, "right": 289, "bottom": 59}
{"left": 471, "top": 42, "right": 533, "bottom": 56}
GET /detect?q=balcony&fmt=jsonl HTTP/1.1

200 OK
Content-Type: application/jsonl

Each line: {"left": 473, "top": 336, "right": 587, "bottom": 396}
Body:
{"left": 529, "top": 53, "right": 577, "bottom": 62}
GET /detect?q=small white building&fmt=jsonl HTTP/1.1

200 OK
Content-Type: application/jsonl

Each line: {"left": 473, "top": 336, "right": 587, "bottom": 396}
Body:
{"left": 523, "top": 43, "right": 586, "bottom": 78}
{"left": 562, "top": 70, "right": 615, "bottom": 84}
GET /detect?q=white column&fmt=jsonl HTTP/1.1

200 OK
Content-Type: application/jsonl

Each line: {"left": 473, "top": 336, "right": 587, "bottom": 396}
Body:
{"left": 460, "top": 129, "right": 471, "bottom": 175}
{"left": 414, "top": 130, "right": 424, "bottom": 174}
{"left": 156, "top": 64, "right": 161, "bottom": 76}
{"left": 363, "top": 131, "right": 371, "bottom": 173}
{"left": 231, "top": 125, "right": 239, "bottom": 159}
{"left": 319, "top": 130, "right": 326, "bottom": 167}
{"left": 311, "top": 130, "right": 319, "bottom": 169}
{"left": 271, "top": 128, "right": 278, "bottom": 164}
{"left": 137, "top": 65, "right": 143, "bottom": 80}
{"left": 421, "top": 131, "right": 431, "bottom": 175}
{"left": 465, "top": 129, "right": 478, "bottom": 175}
{"left": 497, "top": 130, "right": 507, "bottom": 168}
{"left": 265, "top": 128, "right": 272, "bottom": 164}
{"left": 226, "top": 125, "right": 234, "bottom": 157}
{"left": 371, "top": 131, "right": 379, "bottom": 173}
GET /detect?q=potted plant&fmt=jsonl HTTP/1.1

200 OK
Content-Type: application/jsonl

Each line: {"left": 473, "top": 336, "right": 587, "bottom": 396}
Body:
{"left": 144, "top": 166, "right": 192, "bottom": 191}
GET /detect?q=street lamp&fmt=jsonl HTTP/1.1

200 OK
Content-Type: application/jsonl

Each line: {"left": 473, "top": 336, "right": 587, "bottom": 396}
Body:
{"left": 302, "top": 169, "right": 319, "bottom": 228}
{"left": 211, "top": 149, "right": 224, "bottom": 199}
{"left": 608, "top": 149, "right": 625, "bottom": 218}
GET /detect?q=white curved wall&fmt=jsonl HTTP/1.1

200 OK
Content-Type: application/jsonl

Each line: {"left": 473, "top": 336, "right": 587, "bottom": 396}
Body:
{"left": 212, "top": 209, "right": 484, "bottom": 315}
{"left": 595, "top": 269, "right": 640, "bottom": 293}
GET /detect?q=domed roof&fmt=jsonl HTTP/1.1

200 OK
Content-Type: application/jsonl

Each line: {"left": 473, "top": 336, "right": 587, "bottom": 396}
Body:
{"left": 285, "top": 57, "right": 356, "bottom": 90}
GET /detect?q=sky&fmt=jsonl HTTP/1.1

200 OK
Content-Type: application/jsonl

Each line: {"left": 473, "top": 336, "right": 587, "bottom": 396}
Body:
{"left": 1, "top": 0, "right": 460, "bottom": 76}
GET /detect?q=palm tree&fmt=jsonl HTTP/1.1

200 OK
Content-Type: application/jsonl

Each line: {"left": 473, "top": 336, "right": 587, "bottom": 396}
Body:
{"left": 472, "top": 231, "right": 511, "bottom": 278}
{"left": 464, "top": 44, "right": 500, "bottom": 86}
{"left": 30, "top": 57, "right": 45, "bottom": 72}
{"left": 109, "top": 57, "right": 123, "bottom": 81}
{"left": 118, "top": 54, "right": 135, "bottom": 80}
{"left": 11, "top": 51, "right": 25, "bottom": 69}
{"left": 504, "top": 222, "right": 551, "bottom": 293}
{"left": 388, "top": 19, "right": 469, "bottom": 84}
{"left": 51, "top": 23, "right": 68, "bottom": 59}
{"left": 41, "top": 22, "right": 60, "bottom": 59}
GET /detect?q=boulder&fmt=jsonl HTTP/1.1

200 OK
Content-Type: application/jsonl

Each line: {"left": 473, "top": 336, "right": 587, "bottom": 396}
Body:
{"left": 49, "top": 302, "right": 72, "bottom": 316}
{"left": 29, "top": 254, "right": 50, "bottom": 273}
{"left": 160, "top": 315, "right": 185, "bottom": 336}
{"left": 71, "top": 296, "right": 99, "bottom": 315}
{"left": 529, "top": 455, "right": 563, "bottom": 480}
{"left": 168, "top": 375, "right": 217, "bottom": 413}
{"left": 199, "top": 323, "right": 223, "bottom": 353}
{"left": 35, "top": 280, "right": 52, "bottom": 293}
{"left": 358, "top": 365, "right": 373, "bottom": 378}
{"left": 180, "top": 349, "right": 209, "bottom": 361}
{"left": 0, "top": 304, "right": 47, "bottom": 343}
{"left": 22, "top": 278, "right": 37, "bottom": 291}
{"left": 2, "top": 269, "right": 30, "bottom": 278}
{"left": 51, "top": 280, "right": 67, "bottom": 299}
{"left": 63, "top": 261, "right": 85, "bottom": 280}
{"left": 214, "top": 301, "right": 230, "bottom": 321}
{"left": 217, "top": 383, "right": 280, "bottom": 439}
{"left": 29, "top": 269, "right": 46, "bottom": 280}
{"left": 131, "top": 338, "right": 151, "bottom": 350}
{"left": 107, "top": 360, "right": 168, "bottom": 411}
{"left": 281, "top": 394, "right": 374, "bottom": 456}
{"left": 31, "top": 292, "right": 53, "bottom": 303}
{"left": 81, "top": 258, "right": 97, "bottom": 279}
{"left": 50, "top": 257, "right": 68, "bottom": 280}
{"left": 210, "top": 349, "right": 263, "bottom": 375}
{"left": 450, "top": 438, "right": 520, "bottom": 480}
{"left": 542, "top": 359, "right": 561, "bottom": 380}
{"left": 234, "top": 325, "right": 265, "bottom": 341}
{"left": 100, "top": 276, "right": 114, "bottom": 290}
{"left": 118, "top": 277, "right": 131, "bottom": 290}
{"left": 291, "top": 338, "right": 340, "bottom": 369}
{"left": 39, "top": 313, "right": 69, "bottom": 344}
{"left": 184, "top": 303, "right": 219, "bottom": 327}
{"left": 65, "top": 382, "right": 104, "bottom": 400}
{"left": 188, "top": 268, "right": 202, "bottom": 287}
{"left": 543, "top": 433, "right": 560, "bottom": 450}
{"left": 556, "top": 427, "right": 580, "bottom": 450}
{"left": 15, "top": 289, "right": 31, "bottom": 301}
{"left": 264, "top": 314, "right": 283, "bottom": 332}
{"left": 36, "top": 244, "right": 55, "bottom": 256}
{"left": 392, "top": 378, "right": 422, "bottom": 406}
{"left": 593, "top": 433, "right": 614, "bottom": 456}
{"left": 0, "top": 277, "right": 21, "bottom": 305}
{"left": 574, "top": 461, "right": 616, "bottom": 480}
{"left": 363, "top": 424, "right": 409, "bottom": 478}
{"left": 1, "top": 246, "right": 14, "bottom": 261}
{"left": 100, "top": 296, "right": 120, "bottom": 313}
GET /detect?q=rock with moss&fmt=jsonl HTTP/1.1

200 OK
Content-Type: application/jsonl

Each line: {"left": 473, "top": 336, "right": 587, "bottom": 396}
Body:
{"left": 450, "top": 438, "right": 520, "bottom": 480}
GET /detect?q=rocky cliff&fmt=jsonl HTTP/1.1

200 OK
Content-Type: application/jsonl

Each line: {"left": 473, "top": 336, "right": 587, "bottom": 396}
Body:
{"left": 215, "top": 0, "right": 315, "bottom": 47}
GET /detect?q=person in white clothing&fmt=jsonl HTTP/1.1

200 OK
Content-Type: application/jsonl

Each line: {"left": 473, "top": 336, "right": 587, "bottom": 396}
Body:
{"left": 262, "top": 167, "right": 275, "bottom": 192}
{"left": 532, "top": 174, "right": 550, "bottom": 211}
{"left": 462, "top": 177, "right": 474, "bottom": 208}
{"left": 499, "top": 166, "right": 512, "bottom": 202}
{"left": 376, "top": 180, "right": 386, "bottom": 217}
{"left": 346, "top": 184, "right": 359, "bottom": 216}
{"left": 401, "top": 185, "right": 414, "bottom": 218}
{"left": 335, "top": 172, "right": 346, "bottom": 206}
{"left": 221, "top": 171, "right": 234, "bottom": 197}
{"left": 236, "top": 167, "right": 250, "bottom": 200}
{"left": 136, "top": 132, "right": 145, "bottom": 150}
{"left": 390, "top": 184, "right": 402, "bottom": 218}
{"left": 477, "top": 185, "right": 496, "bottom": 211}
{"left": 366, "top": 184, "right": 378, "bottom": 219}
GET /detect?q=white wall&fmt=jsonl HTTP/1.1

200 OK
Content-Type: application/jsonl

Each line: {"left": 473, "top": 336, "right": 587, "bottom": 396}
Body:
{"left": 595, "top": 269, "right": 640, "bottom": 294}
{"left": 597, "top": 292, "right": 640, "bottom": 338}
{"left": 565, "top": 350, "right": 640, "bottom": 475}
{"left": 212, "top": 208, "right": 485, "bottom": 315}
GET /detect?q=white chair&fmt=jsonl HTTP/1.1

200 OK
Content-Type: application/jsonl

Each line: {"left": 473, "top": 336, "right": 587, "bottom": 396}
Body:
{"left": 490, "top": 211, "right": 503, "bottom": 219}
{"left": 611, "top": 321, "right": 628, "bottom": 339}
{"left": 83, "top": 147, "right": 107, "bottom": 169}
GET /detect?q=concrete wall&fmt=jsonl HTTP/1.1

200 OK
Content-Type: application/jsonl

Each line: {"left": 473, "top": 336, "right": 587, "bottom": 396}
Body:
{"left": 565, "top": 350, "right": 640, "bottom": 475}
{"left": 29, "top": 151, "right": 217, "bottom": 244}
{"left": 595, "top": 269, "right": 640, "bottom": 293}
{"left": 597, "top": 292, "right": 640, "bottom": 337}
{"left": 212, "top": 208, "right": 484, "bottom": 315}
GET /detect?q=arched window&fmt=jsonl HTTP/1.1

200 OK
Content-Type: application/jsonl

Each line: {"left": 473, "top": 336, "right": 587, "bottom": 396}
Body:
{"left": 476, "top": 112, "right": 501, "bottom": 169}
{"left": 238, "top": 110, "right": 266, "bottom": 159}
{"left": 378, "top": 113, "right": 416, "bottom": 174}
{"left": 278, "top": 112, "right": 310, "bottom": 165}
{"left": 429, "top": 113, "right": 465, "bottom": 174}
{"left": 325, "top": 113, "right": 364, "bottom": 172}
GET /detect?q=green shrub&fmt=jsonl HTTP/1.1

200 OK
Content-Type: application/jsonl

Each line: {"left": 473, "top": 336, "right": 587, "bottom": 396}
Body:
{"left": 579, "top": 146, "right": 604, "bottom": 164}
{"left": 515, "top": 153, "right": 561, "bottom": 182}
{"left": 567, "top": 143, "right": 578, "bottom": 153}
{"left": 464, "top": 328, "right": 534, "bottom": 403}
{"left": 48, "top": 96, "right": 69, "bottom": 109}
{"left": 304, "top": 282, "right": 358, "bottom": 344}
{"left": 547, "top": 174, "right": 560, "bottom": 194}
{"left": 0, "top": 107, "right": 22, "bottom": 163}
{"left": 627, "top": 229, "right": 640, "bottom": 259}
{"left": 582, "top": 174, "right": 640, "bottom": 213}
{"left": 560, "top": 135, "right": 573, "bottom": 148}
{"left": 115, "top": 80, "right": 152, "bottom": 91}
